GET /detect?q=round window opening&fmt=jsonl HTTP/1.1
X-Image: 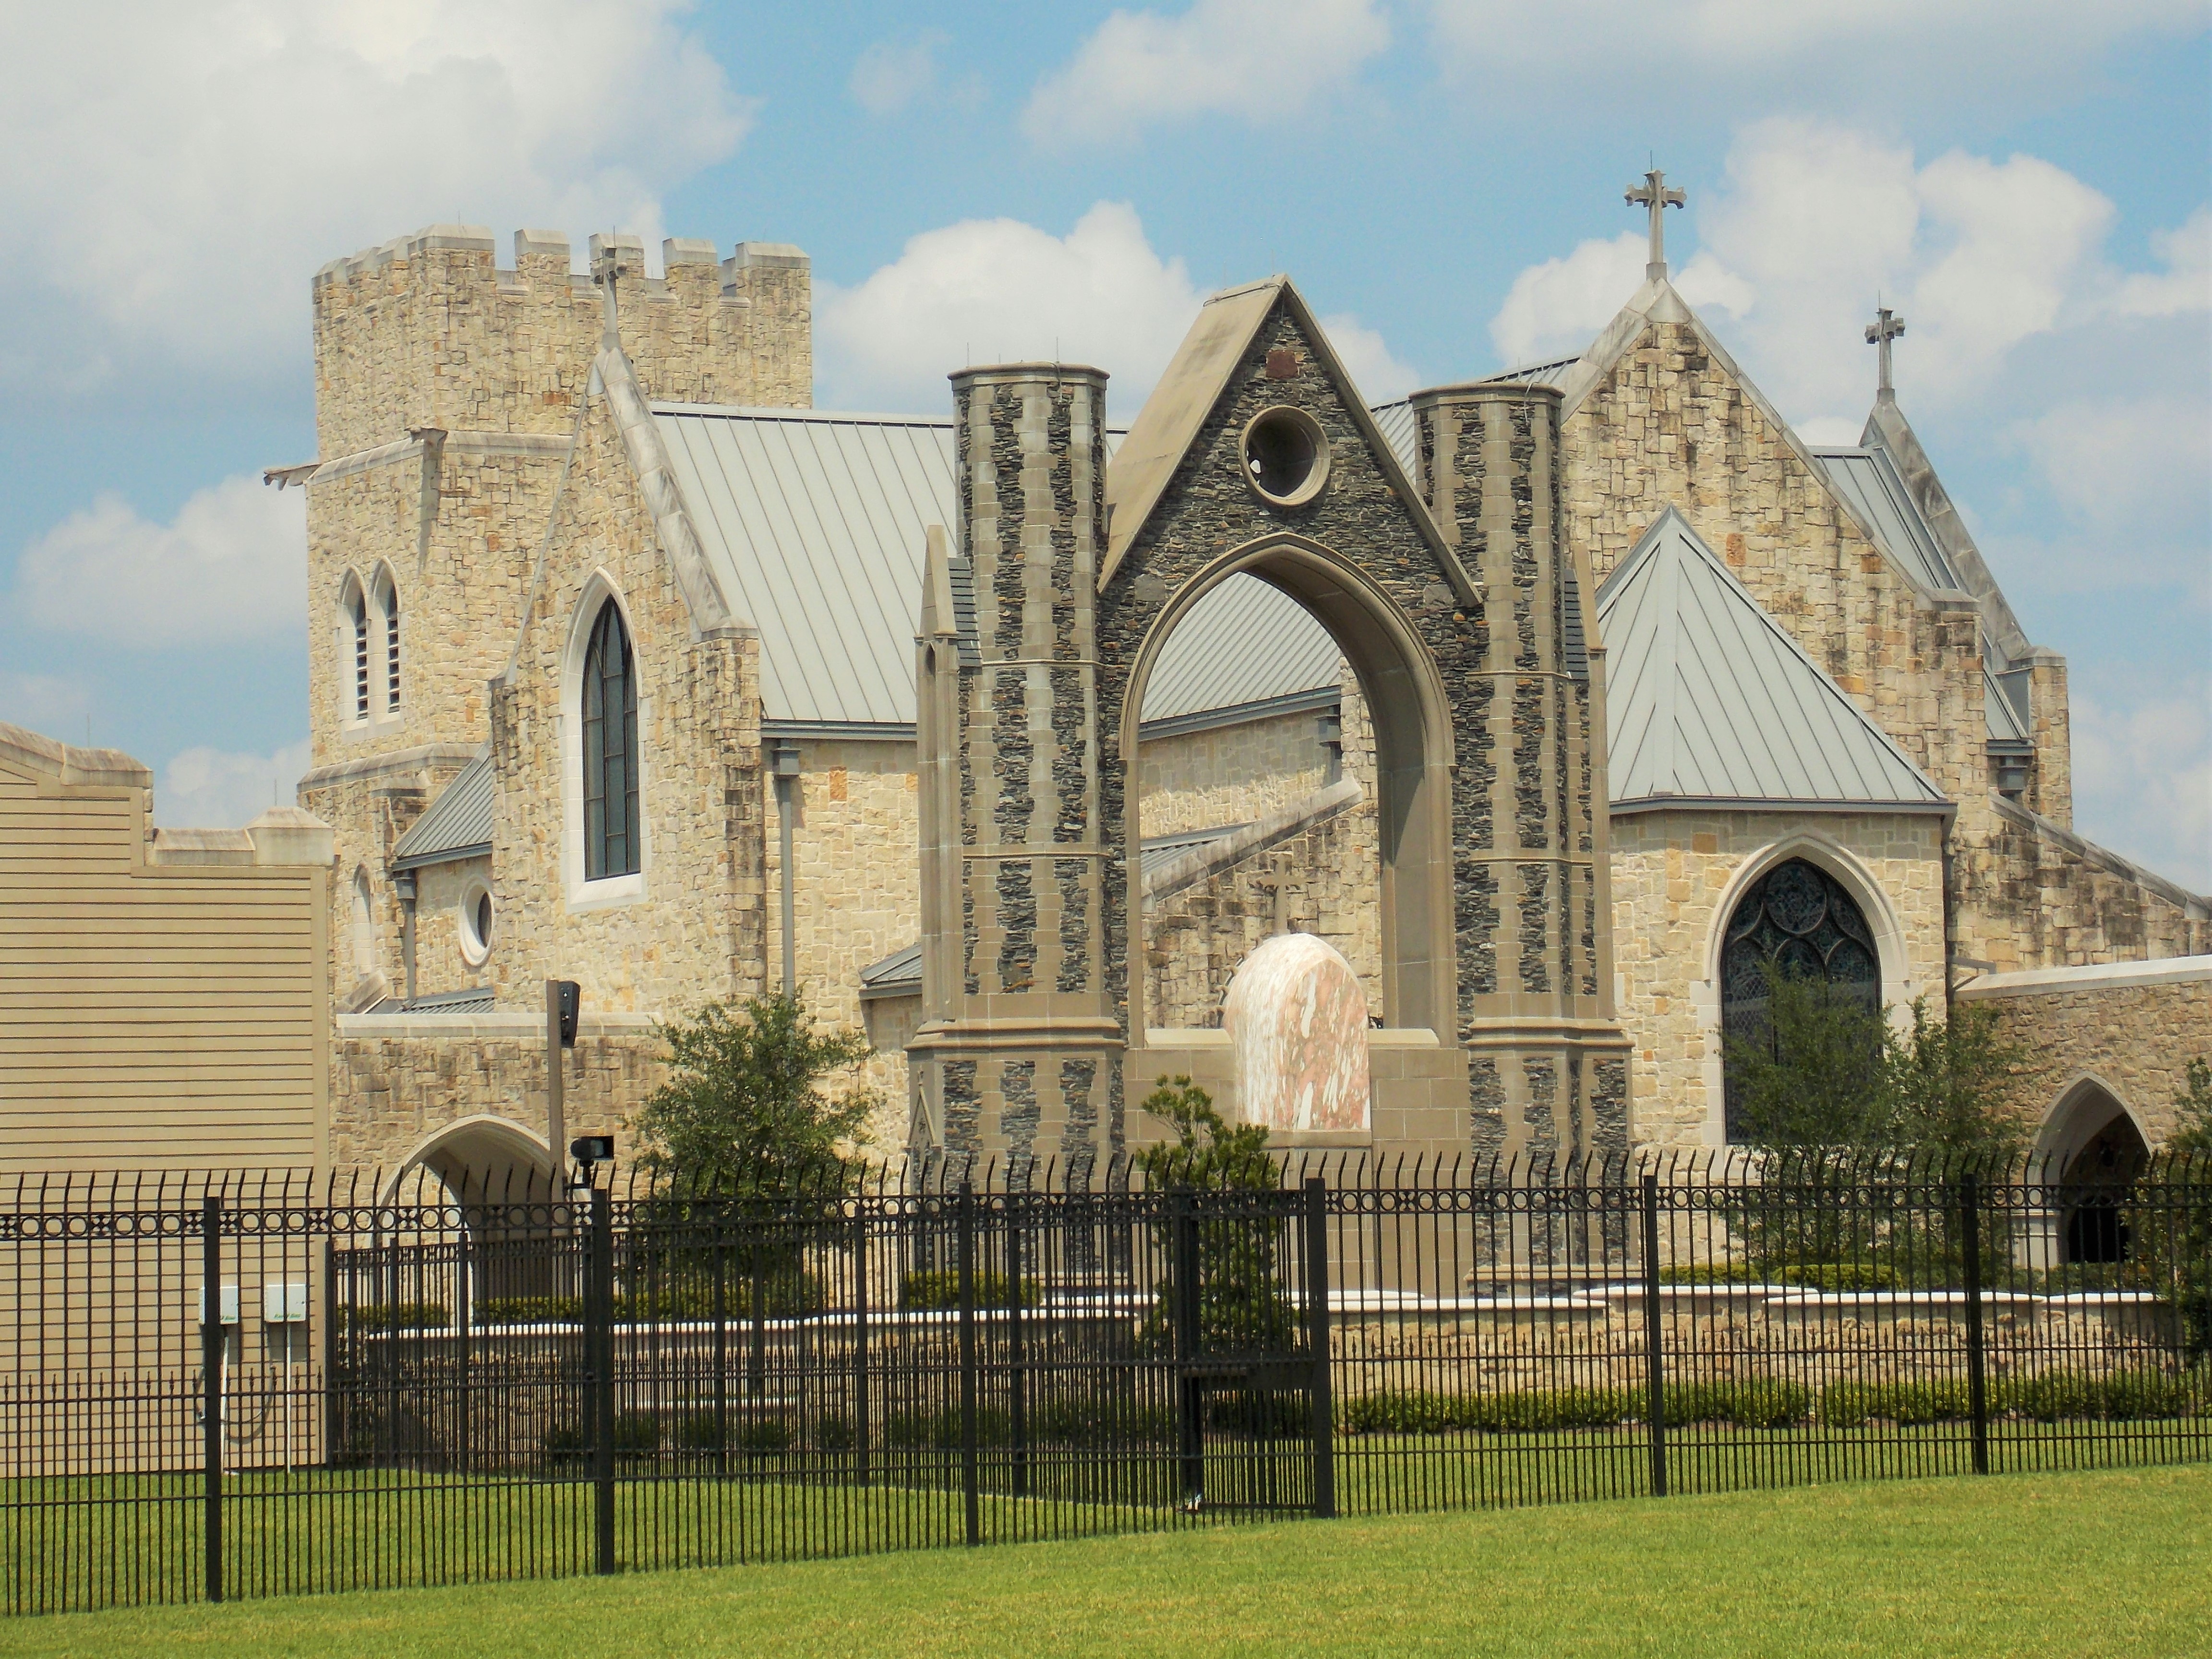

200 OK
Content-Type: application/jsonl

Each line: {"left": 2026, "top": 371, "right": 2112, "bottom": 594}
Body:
{"left": 459, "top": 883, "right": 494, "bottom": 965}
{"left": 1240, "top": 407, "right": 1329, "bottom": 506}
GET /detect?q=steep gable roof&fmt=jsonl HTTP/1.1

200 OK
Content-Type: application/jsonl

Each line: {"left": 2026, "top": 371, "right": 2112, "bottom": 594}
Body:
{"left": 391, "top": 750, "right": 493, "bottom": 870}
{"left": 1098, "top": 278, "right": 1476, "bottom": 605}
{"left": 1597, "top": 508, "right": 1947, "bottom": 811}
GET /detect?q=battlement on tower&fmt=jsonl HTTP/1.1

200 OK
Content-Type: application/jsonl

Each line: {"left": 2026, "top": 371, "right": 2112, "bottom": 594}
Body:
{"left": 311, "top": 224, "right": 811, "bottom": 458}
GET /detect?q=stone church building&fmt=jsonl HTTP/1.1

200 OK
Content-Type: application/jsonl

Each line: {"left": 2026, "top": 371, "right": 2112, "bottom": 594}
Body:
{"left": 280, "top": 189, "right": 2210, "bottom": 1194}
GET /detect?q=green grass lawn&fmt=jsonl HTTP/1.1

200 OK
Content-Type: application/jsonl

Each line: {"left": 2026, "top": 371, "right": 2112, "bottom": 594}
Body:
{"left": 2, "top": 1464, "right": 2204, "bottom": 1659}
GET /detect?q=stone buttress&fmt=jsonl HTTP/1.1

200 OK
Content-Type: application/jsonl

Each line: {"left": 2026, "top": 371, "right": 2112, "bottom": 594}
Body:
{"left": 1411, "top": 383, "right": 1630, "bottom": 1161}
{"left": 910, "top": 367, "right": 1121, "bottom": 1165}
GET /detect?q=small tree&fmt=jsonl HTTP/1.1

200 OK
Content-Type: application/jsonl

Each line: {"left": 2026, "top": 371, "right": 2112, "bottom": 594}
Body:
{"left": 1133, "top": 1077, "right": 1297, "bottom": 1364}
{"left": 2166, "top": 1058, "right": 2212, "bottom": 1364}
{"left": 1722, "top": 965, "right": 1890, "bottom": 1151}
{"left": 629, "top": 990, "right": 877, "bottom": 1197}
{"left": 1880, "top": 997, "right": 2027, "bottom": 1164}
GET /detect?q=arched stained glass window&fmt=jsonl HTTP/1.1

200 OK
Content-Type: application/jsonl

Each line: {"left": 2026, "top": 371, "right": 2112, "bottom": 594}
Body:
{"left": 1720, "top": 858, "right": 1880, "bottom": 1142}
{"left": 582, "top": 600, "right": 640, "bottom": 880}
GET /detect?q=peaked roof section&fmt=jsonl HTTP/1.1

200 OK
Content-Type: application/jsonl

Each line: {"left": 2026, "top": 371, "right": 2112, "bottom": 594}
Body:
{"left": 1597, "top": 508, "right": 1947, "bottom": 810}
{"left": 1098, "top": 277, "right": 1475, "bottom": 605}
{"left": 1813, "top": 445, "right": 1963, "bottom": 596}
{"left": 391, "top": 750, "right": 493, "bottom": 870}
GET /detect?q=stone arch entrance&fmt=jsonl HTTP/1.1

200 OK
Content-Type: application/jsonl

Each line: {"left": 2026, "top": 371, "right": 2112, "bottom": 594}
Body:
{"left": 386, "top": 1114, "right": 558, "bottom": 1207}
{"left": 1119, "top": 535, "right": 1458, "bottom": 1039}
{"left": 2035, "top": 1080, "right": 2152, "bottom": 1266}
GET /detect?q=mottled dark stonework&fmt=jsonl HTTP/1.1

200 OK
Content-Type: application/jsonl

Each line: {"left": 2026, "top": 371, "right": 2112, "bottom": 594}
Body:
{"left": 995, "top": 860, "right": 1036, "bottom": 991}
{"left": 1516, "top": 862, "right": 1552, "bottom": 994}
{"left": 1513, "top": 681, "right": 1546, "bottom": 849}
{"left": 1521, "top": 1056, "right": 1558, "bottom": 1161}
{"left": 1592, "top": 1056, "right": 1628, "bottom": 1152}
{"left": 1050, "top": 675, "right": 1086, "bottom": 845}
{"left": 943, "top": 1060, "right": 979, "bottom": 1150}
{"left": 1576, "top": 698, "right": 1592, "bottom": 856}
{"left": 1581, "top": 881, "right": 1599, "bottom": 999}
{"left": 987, "top": 395, "right": 1024, "bottom": 655}
{"left": 1468, "top": 1055, "right": 1507, "bottom": 1154}
{"left": 1055, "top": 857, "right": 1089, "bottom": 993}
{"left": 1001, "top": 1059, "right": 1039, "bottom": 1159}
{"left": 990, "top": 669, "right": 1031, "bottom": 843}
{"left": 1061, "top": 1057, "right": 1097, "bottom": 1157}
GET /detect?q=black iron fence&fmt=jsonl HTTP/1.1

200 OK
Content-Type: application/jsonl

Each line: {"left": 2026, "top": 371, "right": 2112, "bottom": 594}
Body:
{"left": 2, "top": 1150, "right": 2207, "bottom": 1614}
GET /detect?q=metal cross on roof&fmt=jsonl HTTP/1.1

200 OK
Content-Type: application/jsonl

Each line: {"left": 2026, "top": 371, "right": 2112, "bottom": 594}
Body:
{"left": 1625, "top": 168, "right": 1687, "bottom": 281}
{"left": 1865, "top": 305, "right": 1906, "bottom": 402}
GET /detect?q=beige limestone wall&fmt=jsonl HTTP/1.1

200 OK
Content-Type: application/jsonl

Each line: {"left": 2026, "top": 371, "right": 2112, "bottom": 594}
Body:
{"left": 764, "top": 740, "right": 923, "bottom": 1152}
{"left": 1608, "top": 808, "right": 1948, "bottom": 1148}
{"left": 331, "top": 1015, "right": 658, "bottom": 1177}
{"left": 405, "top": 854, "right": 495, "bottom": 999}
{"left": 1956, "top": 800, "right": 2208, "bottom": 973}
{"left": 1139, "top": 704, "right": 1333, "bottom": 837}
{"left": 1562, "top": 319, "right": 1986, "bottom": 817}
{"left": 485, "top": 381, "right": 768, "bottom": 1021}
{"left": 1959, "top": 961, "right": 2212, "bottom": 1146}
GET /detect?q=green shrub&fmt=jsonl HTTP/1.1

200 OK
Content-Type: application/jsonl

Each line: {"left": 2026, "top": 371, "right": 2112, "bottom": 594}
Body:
{"left": 1034, "top": 1397, "right": 1173, "bottom": 1446}
{"left": 1997, "top": 1371, "right": 2100, "bottom": 1423}
{"left": 898, "top": 1271, "right": 1039, "bottom": 1311}
{"left": 477, "top": 1296, "right": 583, "bottom": 1325}
{"left": 734, "top": 1416, "right": 791, "bottom": 1456}
{"left": 1339, "top": 1387, "right": 1631, "bottom": 1435}
{"left": 542, "top": 1422, "right": 586, "bottom": 1456}
{"left": 1819, "top": 1381, "right": 1972, "bottom": 1428}
{"left": 1654, "top": 1262, "right": 1899, "bottom": 1292}
{"left": 812, "top": 1417, "right": 855, "bottom": 1452}
{"left": 613, "top": 1412, "right": 661, "bottom": 1454}
{"left": 339, "top": 1302, "right": 449, "bottom": 1333}
{"left": 1665, "top": 1380, "right": 1812, "bottom": 1428}
{"left": 885, "top": 1406, "right": 1013, "bottom": 1450}
{"left": 471, "top": 1273, "right": 826, "bottom": 1328}
{"left": 672, "top": 1412, "right": 726, "bottom": 1452}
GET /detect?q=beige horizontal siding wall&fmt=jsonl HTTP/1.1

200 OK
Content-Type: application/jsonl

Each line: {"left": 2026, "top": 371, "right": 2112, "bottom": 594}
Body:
{"left": 0, "top": 758, "right": 330, "bottom": 1173}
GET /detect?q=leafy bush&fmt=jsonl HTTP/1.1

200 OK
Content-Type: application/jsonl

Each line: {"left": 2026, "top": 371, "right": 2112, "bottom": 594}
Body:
{"left": 898, "top": 1271, "right": 1040, "bottom": 1311}
{"left": 1658, "top": 1263, "right": 1899, "bottom": 1292}
{"left": 1340, "top": 1387, "right": 1631, "bottom": 1435}
{"left": 1665, "top": 1380, "right": 1813, "bottom": 1428}
{"left": 613, "top": 1412, "right": 661, "bottom": 1455}
{"left": 1034, "top": 1397, "right": 1174, "bottom": 1446}
{"left": 338, "top": 1302, "right": 449, "bottom": 1333}
{"left": 673, "top": 1411, "right": 725, "bottom": 1452}
{"left": 2000, "top": 1369, "right": 2192, "bottom": 1422}
{"left": 884, "top": 1406, "right": 1012, "bottom": 1450}
{"left": 1819, "top": 1381, "right": 1973, "bottom": 1428}
{"left": 812, "top": 1417, "right": 855, "bottom": 1452}
{"left": 472, "top": 1272, "right": 826, "bottom": 1328}
{"left": 733, "top": 1416, "right": 791, "bottom": 1456}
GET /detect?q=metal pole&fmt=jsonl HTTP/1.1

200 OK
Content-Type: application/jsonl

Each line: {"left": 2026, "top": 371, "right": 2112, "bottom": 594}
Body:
{"left": 589, "top": 1186, "right": 616, "bottom": 1573}
{"left": 1007, "top": 1204, "right": 1028, "bottom": 1500}
{"left": 853, "top": 1208, "right": 871, "bottom": 1488}
{"left": 546, "top": 980, "right": 566, "bottom": 1176}
{"left": 1172, "top": 1190, "right": 1202, "bottom": 1507}
{"left": 713, "top": 1238, "right": 729, "bottom": 1476}
{"left": 774, "top": 759, "right": 797, "bottom": 996}
{"left": 202, "top": 1194, "right": 224, "bottom": 1603}
{"left": 1960, "top": 1172, "right": 1989, "bottom": 1477}
{"left": 1303, "top": 1177, "right": 1335, "bottom": 1519}
{"left": 1641, "top": 1174, "right": 1667, "bottom": 1498}
{"left": 958, "top": 1183, "right": 980, "bottom": 1546}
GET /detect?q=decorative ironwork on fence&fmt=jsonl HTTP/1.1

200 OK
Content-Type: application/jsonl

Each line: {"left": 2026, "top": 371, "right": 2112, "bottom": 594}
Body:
{"left": 1, "top": 1150, "right": 2206, "bottom": 1614}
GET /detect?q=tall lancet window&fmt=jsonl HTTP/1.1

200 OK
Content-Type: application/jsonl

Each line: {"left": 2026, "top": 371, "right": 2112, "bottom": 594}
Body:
{"left": 378, "top": 573, "right": 401, "bottom": 712}
{"left": 350, "top": 586, "right": 371, "bottom": 721}
{"left": 1719, "top": 858, "right": 1881, "bottom": 1142}
{"left": 581, "top": 600, "right": 640, "bottom": 880}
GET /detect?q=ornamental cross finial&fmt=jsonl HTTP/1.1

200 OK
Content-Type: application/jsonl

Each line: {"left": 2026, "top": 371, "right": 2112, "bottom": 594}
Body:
{"left": 592, "top": 238, "right": 623, "bottom": 352}
{"left": 1865, "top": 304, "right": 1906, "bottom": 402}
{"left": 1625, "top": 168, "right": 1687, "bottom": 281}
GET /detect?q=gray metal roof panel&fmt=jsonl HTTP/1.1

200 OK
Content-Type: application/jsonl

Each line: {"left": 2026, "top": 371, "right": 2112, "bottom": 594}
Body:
{"left": 1596, "top": 509, "right": 1946, "bottom": 807}
{"left": 1985, "top": 664, "right": 2032, "bottom": 745}
{"left": 1140, "top": 575, "right": 1343, "bottom": 722}
{"left": 1813, "top": 446, "right": 1963, "bottom": 597}
{"left": 389, "top": 752, "right": 493, "bottom": 869}
{"left": 658, "top": 406, "right": 1361, "bottom": 730}
{"left": 1476, "top": 355, "right": 1582, "bottom": 388}
{"left": 1369, "top": 399, "right": 1418, "bottom": 481}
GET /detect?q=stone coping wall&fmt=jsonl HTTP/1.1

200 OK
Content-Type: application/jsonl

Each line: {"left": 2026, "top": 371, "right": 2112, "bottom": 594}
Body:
{"left": 1960, "top": 956, "right": 2212, "bottom": 1145}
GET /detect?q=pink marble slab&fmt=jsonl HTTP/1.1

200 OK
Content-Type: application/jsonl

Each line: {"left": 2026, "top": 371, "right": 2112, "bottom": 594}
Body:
{"left": 1222, "top": 933, "right": 1370, "bottom": 1133}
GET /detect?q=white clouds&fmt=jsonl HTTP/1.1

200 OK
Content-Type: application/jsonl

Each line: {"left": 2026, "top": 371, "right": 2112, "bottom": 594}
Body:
{"left": 0, "top": 0, "right": 753, "bottom": 380}
{"left": 819, "top": 203, "right": 1418, "bottom": 417}
{"left": 17, "top": 475, "right": 306, "bottom": 647}
{"left": 819, "top": 203, "right": 1206, "bottom": 415}
{"left": 1317, "top": 313, "right": 1419, "bottom": 404}
{"left": 2005, "top": 398, "right": 2212, "bottom": 594}
{"left": 155, "top": 739, "right": 313, "bottom": 830}
{"left": 1023, "top": 0, "right": 1387, "bottom": 146}
{"left": 1427, "top": 0, "right": 2204, "bottom": 102}
{"left": 849, "top": 33, "right": 949, "bottom": 117}
{"left": 2111, "top": 207, "right": 2212, "bottom": 319}
{"left": 2070, "top": 682, "right": 2212, "bottom": 894}
{"left": 1488, "top": 231, "right": 1750, "bottom": 365}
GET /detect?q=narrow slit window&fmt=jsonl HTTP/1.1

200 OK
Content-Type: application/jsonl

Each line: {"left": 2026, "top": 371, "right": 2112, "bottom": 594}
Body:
{"left": 581, "top": 600, "right": 640, "bottom": 880}
{"left": 351, "top": 589, "right": 370, "bottom": 721}
{"left": 384, "top": 585, "right": 401, "bottom": 711}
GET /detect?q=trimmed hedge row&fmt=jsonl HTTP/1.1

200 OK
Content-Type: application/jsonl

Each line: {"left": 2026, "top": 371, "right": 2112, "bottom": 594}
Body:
{"left": 897, "top": 1272, "right": 1041, "bottom": 1310}
{"left": 1341, "top": 1370, "right": 2198, "bottom": 1434}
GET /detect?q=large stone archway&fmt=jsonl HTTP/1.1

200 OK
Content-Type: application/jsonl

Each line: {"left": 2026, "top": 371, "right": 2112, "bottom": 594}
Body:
{"left": 908, "top": 283, "right": 1631, "bottom": 1169}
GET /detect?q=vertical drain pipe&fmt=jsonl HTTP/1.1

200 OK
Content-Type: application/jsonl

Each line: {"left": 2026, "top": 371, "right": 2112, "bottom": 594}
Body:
{"left": 771, "top": 741, "right": 801, "bottom": 995}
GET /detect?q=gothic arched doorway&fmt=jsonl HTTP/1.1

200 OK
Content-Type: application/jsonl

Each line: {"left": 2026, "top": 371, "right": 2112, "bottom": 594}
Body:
{"left": 1719, "top": 857, "right": 1882, "bottom": 1142}
{"left": 2037, "top": 1083, "right": 2152, "bottom": 1265}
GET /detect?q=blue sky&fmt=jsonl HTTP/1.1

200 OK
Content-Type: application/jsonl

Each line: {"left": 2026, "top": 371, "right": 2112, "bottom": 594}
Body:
{"left": 0, "top": 1, "right": 2205, "bottom": 885}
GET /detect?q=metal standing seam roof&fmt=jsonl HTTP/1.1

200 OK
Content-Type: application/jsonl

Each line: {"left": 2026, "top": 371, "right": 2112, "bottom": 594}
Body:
{"left": 653, "top": 403, "right": 1358, "bottom": 730}
{"left": 389, "top": 751, "right": 494, "bottom": 869}
{"left": 1596, "top": 508, "right": 1946, "bottom": 809}
{"left": 1813, "top": 446, "right": 1964, "bottom": 597}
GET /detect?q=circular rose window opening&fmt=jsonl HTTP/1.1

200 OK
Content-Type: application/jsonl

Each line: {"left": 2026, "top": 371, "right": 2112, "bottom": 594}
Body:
{"left": 1240, "top": 407, "right": 1329, "bottom": 507}
{"left": 459, "top": 881, "right": 494, "bottom": 967}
